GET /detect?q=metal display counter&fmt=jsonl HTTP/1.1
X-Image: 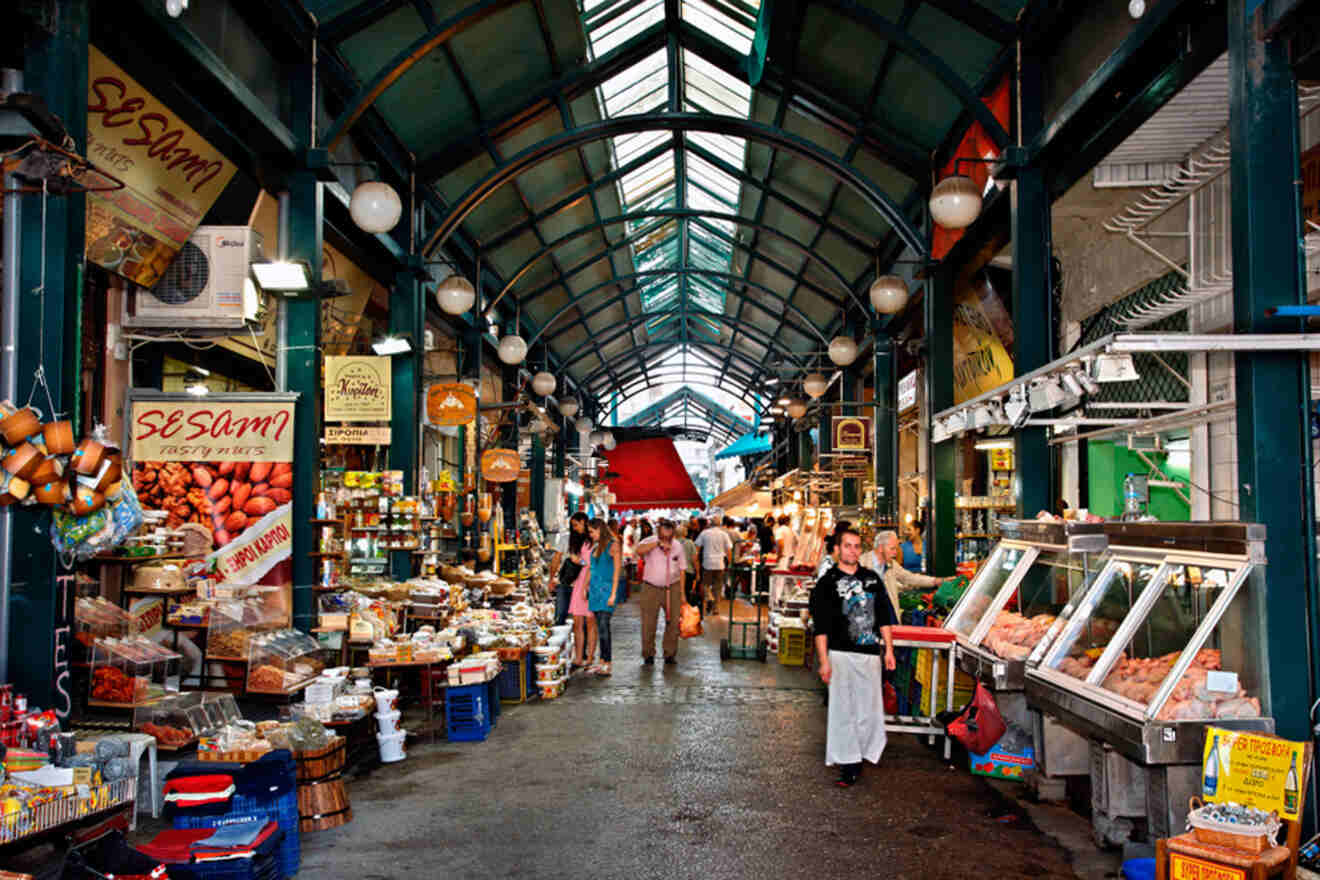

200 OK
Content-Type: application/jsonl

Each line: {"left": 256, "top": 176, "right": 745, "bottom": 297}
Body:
{"left": 944, "top": 519, "right": 1108, "bottom": 693}
{"left": 1024, "top": 522, "right": 1272, "bottom": 841}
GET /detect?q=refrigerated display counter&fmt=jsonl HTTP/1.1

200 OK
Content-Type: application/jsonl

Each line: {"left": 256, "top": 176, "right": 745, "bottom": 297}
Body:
{"left": 944, "top": 519, "right": 1108, "bottom": 692}
{"left": 1025, "top": 521, "right": 1272, "bottom": 840}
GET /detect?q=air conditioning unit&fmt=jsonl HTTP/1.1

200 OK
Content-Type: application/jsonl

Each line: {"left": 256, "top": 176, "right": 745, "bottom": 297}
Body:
{"left": 121, "top": 226, "right": 263, "bottom": 330}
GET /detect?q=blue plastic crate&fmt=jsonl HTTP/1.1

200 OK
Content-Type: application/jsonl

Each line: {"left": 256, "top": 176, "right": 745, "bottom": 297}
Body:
{"left": 162, "top": 830, "right": 283, "bottom": 880}
{"left": 487, "top": 679, "right": 500, "bottom": 724}
{"left": 445, "top": 682, "right": 493, "bottom": 742}
{"left": 497, "top": 657, "right": 528, "bottom": 703}
{"left": 173, "top": 791, "right": 300, "bottom": 879}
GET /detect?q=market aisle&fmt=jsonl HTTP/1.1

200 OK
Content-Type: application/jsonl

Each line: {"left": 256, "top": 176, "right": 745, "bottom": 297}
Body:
{"left": 300, "top": 600, "right": 1080, "bottom": 880}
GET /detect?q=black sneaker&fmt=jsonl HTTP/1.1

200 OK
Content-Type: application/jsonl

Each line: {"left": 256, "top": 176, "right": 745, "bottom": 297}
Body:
{"left": 664, "top": 656, "right": 676, "bottom": 665}
{"left": 835, "top": 764, "right": 861, "bottom": 787}
{"left": 642, "top": 657, "right": 654, "bottom": 665}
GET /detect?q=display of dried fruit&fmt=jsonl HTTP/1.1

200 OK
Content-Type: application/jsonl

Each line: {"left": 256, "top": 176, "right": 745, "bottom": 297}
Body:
{"left": 91, "top": 666, "right": 144, "bottom": 704}
{"left": 131, "top": 459, "right": 292, "bottom": 545}
{"left": 141, "top": 722, "right": 194, "bottom": 748}
{"left": 247, "top": 664, "right": 287, "bottom": 692}
{"left": 206, "top": 629, "right": 250, "bottom": 659}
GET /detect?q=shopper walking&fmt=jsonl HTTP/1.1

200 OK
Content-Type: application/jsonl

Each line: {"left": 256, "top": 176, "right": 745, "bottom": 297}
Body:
{"left": 677, "top": 524, "right": 699, "bottom": 607}
{"left": 634, "top": 519, "right": 687, "bottom": 666}
{"left": 550, "top": 512, "right": 589, "bottom": 626}
{"left": 775, "top": 514, "right": 797, "bottom": 564}
{"left": 757, "top": 514, "right": 776, "bottom": 556}
{"left": 696, "top": 517, "right": 733, "bottom": 614}
{"left": 810, "top": 528, "right": 898, "bottom": 788}
{"left": 586, "top": 518, "right": 621, "bottom": 676}
{"left": 568, "top": 530, "right": 596, "bottom": 671}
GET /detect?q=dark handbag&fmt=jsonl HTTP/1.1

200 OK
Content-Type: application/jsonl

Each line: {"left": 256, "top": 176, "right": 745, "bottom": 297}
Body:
{"left": 558, "top": 556, "right": 584, "bottom": 588}
{"left": 944, "top": 682, "right": 1007, "bottom": 754}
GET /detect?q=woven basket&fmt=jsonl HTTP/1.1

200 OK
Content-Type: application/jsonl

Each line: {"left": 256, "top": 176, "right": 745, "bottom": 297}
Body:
{"left": 1187, "top": 798, "right": 1276, "bottom": 853}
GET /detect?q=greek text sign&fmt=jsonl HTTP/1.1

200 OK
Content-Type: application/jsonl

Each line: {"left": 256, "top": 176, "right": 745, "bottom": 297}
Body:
{"left": 325, "top": 356, "right": 391, "bottom": 422}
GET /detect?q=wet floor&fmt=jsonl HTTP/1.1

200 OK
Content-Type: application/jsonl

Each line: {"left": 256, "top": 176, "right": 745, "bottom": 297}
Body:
{"left": 299, "top": 596, "right": 1084, "bottom": 880}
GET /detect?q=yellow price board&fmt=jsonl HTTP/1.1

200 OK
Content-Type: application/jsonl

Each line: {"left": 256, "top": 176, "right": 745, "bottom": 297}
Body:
{"left": 1169, "top": 854, "right": 1246, "bottom": 880}
{"left": 1200, "top": 726, "right": 1307, "bottom": 821}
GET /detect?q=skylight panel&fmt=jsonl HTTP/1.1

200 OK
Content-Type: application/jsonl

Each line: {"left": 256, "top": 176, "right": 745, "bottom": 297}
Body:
{"left": 680, "top": 0, "right": 758, "bottom": 54}
{"left": 617, "top": 150, "right": 674, "bottom": 204}
{"left": 585, "top": 0, "right": 665, "bottom": 58}
{"left": 598, "top": 48, "right": 669, "bottom": 117}
{"left": 682, "top": 51, "right": 751, "bottom": 116}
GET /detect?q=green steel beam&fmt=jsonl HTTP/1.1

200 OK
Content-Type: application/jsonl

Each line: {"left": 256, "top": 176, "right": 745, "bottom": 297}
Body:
{"left": 926, "top": 261, "right": 955, "bottom": 577}
{"left": 423, "top": 112, "right": 927, "bottom": 258}
{"left": 1013, "top": 47, "right": 1055, "bottom": 521}
{"left": 1228, "top": 0, "right": 1318, "bottom": 750}
{"left": 8, "top": 0, "right": 89, "bottom": 710}
{"left": 388, "top": 269, "right": 422, "bottom": 580}
{"left": 873, "top": 331, "right": 897, "bottom": 525}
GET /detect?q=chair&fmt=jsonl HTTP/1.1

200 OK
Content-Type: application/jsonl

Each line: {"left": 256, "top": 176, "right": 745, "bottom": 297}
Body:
{"left": 107, "top": 732, "right": 159, "bottom": 830}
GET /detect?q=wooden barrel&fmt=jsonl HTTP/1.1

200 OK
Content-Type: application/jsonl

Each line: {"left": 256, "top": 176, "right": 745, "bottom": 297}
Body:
{"left": 297, "top": 778, "right": 352, "bottom": 832}
{"left": 294, "top": 737, "right": 351, "bottom": 832}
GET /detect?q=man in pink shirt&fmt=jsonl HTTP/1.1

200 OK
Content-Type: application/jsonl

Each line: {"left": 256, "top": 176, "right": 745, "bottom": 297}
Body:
{"left": 633, "top": 518, "right": 688, "bottom": 666}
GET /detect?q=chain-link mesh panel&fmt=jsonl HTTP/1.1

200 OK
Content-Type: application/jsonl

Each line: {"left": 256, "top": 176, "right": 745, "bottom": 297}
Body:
{"left": 1076, "top": 271, "right": 1190, "bottom": 408}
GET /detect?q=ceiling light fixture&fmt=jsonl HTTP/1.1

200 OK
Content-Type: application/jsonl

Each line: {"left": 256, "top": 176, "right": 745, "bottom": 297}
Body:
{"left": 350, "top": 180, "right": 402, "bottom": 234}
{"left": 1094, "top": 353, "right": 1140, "bottom": 382}
{"left": 531, "top": 371, "right": 556, "bottom": 397}
{"left": 869, "top": 274, "right": 910, "bottom": 315}
{"left": 828, "top": 336, "right": 858, "bottom": 366}
{"left": 575, "top": 417, "right": 593, "bottom": 434}
{"left": 1004, "top": 385, "right": 1031, "bottom": 427}
{"left": 372, "top": 335, "right": 413, "bottom": 356}
{"left": 185, "top": 382, "right": 208, "bottom": 397}
{"left": 803, "top": 372, "right": 828, "bottom": 399}
{"left": 435, "top": 275, "right": 476, "bottom": 315}
{"left": 1028, "top": 377, "right": 1068, "bottom": 411}
{"left": 974, "top": 438, "right": 1015, "bottom": 451}
{"left": 558, "top": 398, "right": 579, "bottom": 418}
{"left": 786, "top": 399, "right": 808, "bottom": 419}
{"left": 1073, "top": 368, "right": 1101, "bottom": 395}
{"left": 250, "top": 260, "right": 311, "bottom": 292}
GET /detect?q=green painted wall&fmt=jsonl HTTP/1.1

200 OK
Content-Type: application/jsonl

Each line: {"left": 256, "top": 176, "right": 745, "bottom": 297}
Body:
{"left": 1087, "top": 441, "right": 1191, "bottom": 521}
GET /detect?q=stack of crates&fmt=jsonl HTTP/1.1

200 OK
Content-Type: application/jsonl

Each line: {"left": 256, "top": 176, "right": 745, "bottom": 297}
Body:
{"left": 778, "top": 626, "right": 806, "bottom": 666}
{"left": 912, "top": 648, "right": 976, "bottom": 715}
{"left": 445, "top": 681, "right": 494, "bottom": 742}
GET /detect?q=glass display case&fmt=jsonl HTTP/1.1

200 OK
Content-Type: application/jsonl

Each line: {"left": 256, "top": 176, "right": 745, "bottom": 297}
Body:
{"left": 134, "top": 692, "right": 208, "bottom": 750}
{"left": 943, "top": 520, "right": 1108, "bottom": 690}
{"left": 89, "top": 637, "right": 181, "bottom": 706}
{"left": 206, "top": 596, "right": 283, "bottom": 661}
{"left": 246, "top": 629, "right": 325, "bottom": 694}
{"left": 1026, "top": 522, "right": 1272, "bottom": 766}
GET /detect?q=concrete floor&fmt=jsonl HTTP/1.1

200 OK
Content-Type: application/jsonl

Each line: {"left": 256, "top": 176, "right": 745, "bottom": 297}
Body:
{"left": 296, "top": 598, "right": 1096, "bottom": 880}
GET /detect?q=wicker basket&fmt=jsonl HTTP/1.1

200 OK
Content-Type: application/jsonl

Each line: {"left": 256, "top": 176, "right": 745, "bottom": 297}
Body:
{"left": 1187, "top": 798, "right": 1277, "bottom": 853}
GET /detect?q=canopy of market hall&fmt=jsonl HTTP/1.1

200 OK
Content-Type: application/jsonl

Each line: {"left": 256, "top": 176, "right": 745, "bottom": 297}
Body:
{"left": 293, "top": 0, "right": 1023, "bottom": 420}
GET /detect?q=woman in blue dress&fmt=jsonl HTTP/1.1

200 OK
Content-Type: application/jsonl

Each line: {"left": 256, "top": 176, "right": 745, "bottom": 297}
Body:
{"left": 587, "top": 518, "right": 622, "bottom": 676}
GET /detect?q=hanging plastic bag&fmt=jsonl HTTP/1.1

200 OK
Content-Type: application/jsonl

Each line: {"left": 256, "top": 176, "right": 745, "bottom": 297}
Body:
{"left": 680, "top": 602, "right": 703, "bottom": 638}
{"left": 944, "top": 682, "right": 1007, "bottom": 754}
{"left": 884, "top": 681, "right": 898, "bottom": 715}
{"left": 933, "top": 575, "right": 970, "bottom": 610}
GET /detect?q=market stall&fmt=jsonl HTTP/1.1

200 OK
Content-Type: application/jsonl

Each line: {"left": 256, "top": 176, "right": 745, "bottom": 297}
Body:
{"left": 1025, "top": 521, "right": 1272, "bottom": 841}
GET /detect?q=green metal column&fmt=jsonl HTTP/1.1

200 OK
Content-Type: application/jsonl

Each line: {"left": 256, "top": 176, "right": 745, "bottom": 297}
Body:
{"left": 284, "top": 169, "right": 321, "bottom": 632}
{"left": 873, "top": 330, "right": 897, "bottom": 526}
{"left": 1013, "top": 48, "right": 1055, "bottom": 520}
{"left": 1228, "top": 0, "right": 1317, "bottom": 747}
{"left": 927, "top": 264, "right": 956, "bottom": 575}
{"left": 840, "top": 354, "right": 858, "bottom": 507}
{"left": 530, "top": 435, "right": 546, "bottom": 525}
{"left": 8, "top": 0, "right": 89, "bottom": 712}
{"left": 388, "top": 269, "right": 420, "bottom": 580}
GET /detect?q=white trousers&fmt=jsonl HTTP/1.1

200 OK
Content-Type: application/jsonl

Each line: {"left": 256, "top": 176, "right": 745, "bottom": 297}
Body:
{"left": 825, "top": 650, "right": 888, "bottom": 767}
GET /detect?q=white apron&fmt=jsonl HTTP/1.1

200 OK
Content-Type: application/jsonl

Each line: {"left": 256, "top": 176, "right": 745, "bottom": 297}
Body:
{"left": 826, "top": 650, "right": 888, "bottom": 766}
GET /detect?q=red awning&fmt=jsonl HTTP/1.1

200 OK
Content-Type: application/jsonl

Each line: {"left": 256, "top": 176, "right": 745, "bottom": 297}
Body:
{"left": 602, "top": 437, "right": 703, "bottom": 511}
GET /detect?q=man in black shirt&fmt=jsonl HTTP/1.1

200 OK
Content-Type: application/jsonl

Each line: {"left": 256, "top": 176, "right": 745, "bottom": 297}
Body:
{"left": 756, "top": 514, "right": 776, "bottom": 555}
{"left": 810, "top": 528, "right": 897, "bottom": 787}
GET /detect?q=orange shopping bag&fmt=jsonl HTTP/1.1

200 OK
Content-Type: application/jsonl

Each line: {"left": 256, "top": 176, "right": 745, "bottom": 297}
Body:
{"left": 680, "top": 602, "right": 703, "bottom": 638}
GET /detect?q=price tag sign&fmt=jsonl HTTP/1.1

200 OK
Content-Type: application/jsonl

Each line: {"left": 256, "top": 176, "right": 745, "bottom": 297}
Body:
{"left": 1170, "top": 854, "right": 1245, "bottom": 880}
{"left": 72, "top": 766, "right": 93, "bottom": 785}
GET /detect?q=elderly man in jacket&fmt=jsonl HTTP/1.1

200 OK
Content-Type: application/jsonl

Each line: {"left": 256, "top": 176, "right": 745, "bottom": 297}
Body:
{"left": 862, "top": 530, "right": 947, "bottom": 618}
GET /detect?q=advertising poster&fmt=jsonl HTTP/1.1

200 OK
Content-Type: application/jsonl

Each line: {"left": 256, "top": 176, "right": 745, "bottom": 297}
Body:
{"left": 1200, "top": 727, "right": 1307, "bottom": 821}
{"left": 126, "top": 393, "right": 296, "bottom": 552}
{"left": 83, "top": 46, "right": 238, "bottom": 287}
{"left": 324, "top": 356, "right": 391, "bottom": 422}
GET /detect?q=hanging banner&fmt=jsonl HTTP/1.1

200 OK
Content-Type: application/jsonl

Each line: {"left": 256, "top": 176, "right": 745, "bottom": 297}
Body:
{"left": 126, "top": 392, "right": 297, "bottom": 551}
{"left": 481, "top": 449, "right": 521, "bottom": 483}
{"left": 427, "top": 382, "right": 477, "bottom": 426}
{"left": 324, "top": 356, "right": 391, "bottom": 422}
{"left": 832, "top": 416, "right": 871, "bottom": 451}
{"left": 1200, "top": 727, "right": 1307, "bottom": 821}
{"left": 898, "top": 370, "right": 918, "bottom": 412}
{"left": 205, "top": 503, "right": 293, "bottom": 585}
{"left": 325, "top": 425, "right": 392, "bottom": 445}
{"left": 83, "top": 46, "right": 238, "bottom": 288}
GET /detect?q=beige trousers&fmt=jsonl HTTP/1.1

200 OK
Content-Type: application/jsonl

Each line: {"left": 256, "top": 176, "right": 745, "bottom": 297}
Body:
{"left": 640, "top": 580, "right": 683, "bottom": 660}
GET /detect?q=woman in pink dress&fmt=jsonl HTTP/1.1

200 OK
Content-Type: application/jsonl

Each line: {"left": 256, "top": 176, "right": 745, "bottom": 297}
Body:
{"left": 569, "top": 539, "right": 596, "bottom": 670}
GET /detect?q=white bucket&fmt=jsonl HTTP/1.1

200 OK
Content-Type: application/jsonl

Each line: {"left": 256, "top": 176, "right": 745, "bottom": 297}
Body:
{"left": 375, "top": 709, "right": 401, "bottom": 735}
{"left": 373, "top": 686, "right": 399, "bottom": 713}
{"left": 377, "top": 729, "right": 407, "bottom": 763}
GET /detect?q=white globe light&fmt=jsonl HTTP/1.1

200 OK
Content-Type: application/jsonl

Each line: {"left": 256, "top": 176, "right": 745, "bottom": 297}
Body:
{"left": 497, "top": 334, "right": 527, "bottom": 365}
{"left": 528, "top": 418, "right": 547, "bottom": 435}
{"left": 602, "top": 431, "right": 617, "bottom": 450}
{"left": 531, "top": 371, "right": 556, "bottom": 396}
{"left": 435, "top": 275, "right": 476, "bottom": 315}
{"left": 869, "top": 275, "right": 910, "bottom": 314}
{"left": 349, "top": 180, "right": 402, "bottom": 234}
{"left": 803, "top": 372, "right": 828, "bottom": 399}
{"left": 558, "top": 398, "right": 579, "bottom": 418}
{"left": 786, "top": 399, "right": 808, "bottom": 419}
{"left": 575, "top": 417, "right": 593, "bottom": 434}
{"left": 828, "top": 336, "right": 858, "bottom": 366}
{"left": 589, "top": 430, "right": 605, "bottom": 447}
{"left": 929, "top": 174, "right": 982, "bottom": 230}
